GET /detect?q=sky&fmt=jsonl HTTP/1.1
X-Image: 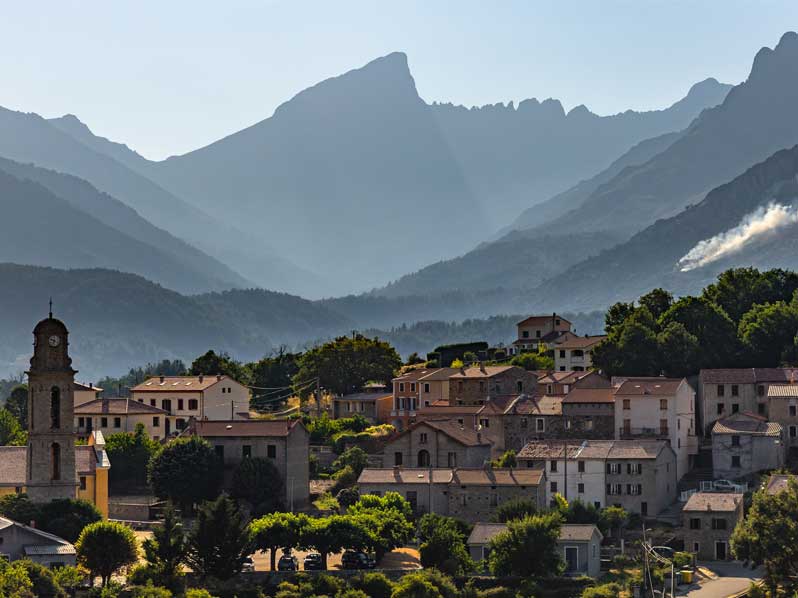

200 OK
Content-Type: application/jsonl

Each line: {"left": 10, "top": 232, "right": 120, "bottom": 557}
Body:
{"left": 2, "top": 1, "right": 796, "bottom": 160}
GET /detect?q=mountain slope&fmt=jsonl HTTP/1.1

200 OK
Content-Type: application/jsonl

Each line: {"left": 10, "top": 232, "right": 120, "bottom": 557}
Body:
{"left": 432, "top": 77, "right": 730, "bottom": 227}
{"left": 530, "top": 31, "right": 798, "bottom": 240}
{"left": 0, "top": 264, "right": 354, "bottom": 379}
{"left": 536, "top": 144, "right": 798, "bottom": 311}
{"left": 0, "top": 157, "right": 247, "bottom": 292}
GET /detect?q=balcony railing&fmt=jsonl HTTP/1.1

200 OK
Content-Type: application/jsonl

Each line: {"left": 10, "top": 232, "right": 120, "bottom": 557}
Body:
{"left": 619, "top": 427, "right": 669, "bottom": 439}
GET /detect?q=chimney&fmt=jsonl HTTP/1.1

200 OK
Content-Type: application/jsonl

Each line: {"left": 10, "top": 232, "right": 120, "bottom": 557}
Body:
{"left": 480, "top": 362, "right": 486, "bottom": 374}
{"left": 217, "top": 374, "right": 223, "bottom": 381}
{"left": 159, "top": 375, "right": 164, "bottom": 383}
{"left": 477, "top": 431, "right": 482, "bottom": 443}
{"left": 199, "top": 374, "right": 204, "bottom": 383}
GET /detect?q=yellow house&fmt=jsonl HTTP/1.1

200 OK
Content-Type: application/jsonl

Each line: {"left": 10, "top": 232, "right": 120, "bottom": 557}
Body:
{"left": 0, "top": 431, "right": 111, "bottom": 518}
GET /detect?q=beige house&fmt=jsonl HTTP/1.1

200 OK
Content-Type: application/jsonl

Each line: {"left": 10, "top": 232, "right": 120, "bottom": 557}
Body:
{"left": 448, "top": 365, "right": 538, "bottom": 406}
{"left": 766, "top": 384, "right": 798, "bottom": 448}
{"left": 614, "top": 377, "right": 698, "bottom": 480}
{"left": 381, "top": 419, "right": 492, "bottom": 468}
{"left": 131, "top": 375, "right": 251, "bottom": 425}
{"left": 332, "top": 391, "right": 392, "bottom": 424}
{"left": 513, "top": 314, "right": 572, "bottom": 353}
{"left": 73, "top": 382, "right": 103, "bottom": 407}
{"left": 188, "top": 419, "right": 309, "bottom": 509}
{"left": 0, "top": 516, "right": 76, "bottom": 568}
{"left": 562, "top": 386, "right": 615, "bottom": 439}
{"left": 711, "top": 412, "right": 784, "bottom": 479}
{"left": 554, "top": 336, "right": 607, "bottom": 372}
{"left": 75, "top": 397, "right": 174, "bottom": 441}
{"left": 682, "top": 493, "right": 744, "bottom": 561}
{"left": 536, "top": 370, "right": 597, "bottom": 396}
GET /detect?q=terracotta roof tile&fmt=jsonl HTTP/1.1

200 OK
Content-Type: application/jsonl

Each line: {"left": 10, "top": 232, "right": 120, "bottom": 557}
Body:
{"left": 451, "top": 468, "right": 543, "bottom": 486}
{"left": 517, "top": 314, "right": 572, "bottom": 326}
{"left": 190, "top": 419, "right": 303, "bottom": 438}
{"left": 563, "top": 388, "right": 615, "bottom": 404}
{"left": 449, "top": 366, "right": 518, "bottom": 379}
{"left": 132, "top": 375, "right": 234, "bottom": 392}
{"left": 683, "top": 492, "right": 743, "bottom": 512}
{"left": 511, "top": 395, "right": 563, "bottom": 416}
{"left": 357, "top": 468, "right": 453, "bottom": 485}
{"left": 556, "top": 335, "right": 608, "bottom": 350}
{"left": 712, "top": 412, "right": 781, "bottom": 436}
{"left": 74, "top": 398, "right": 169, "bottom": 415}
{"left": 700, "top": 368, "right": 798, "bottom": 384}
{"left": 613, "top": 378, "right": 685, "bottom": 396}
{"left": 397, "top": 419, "right": 491, "bottom": 447}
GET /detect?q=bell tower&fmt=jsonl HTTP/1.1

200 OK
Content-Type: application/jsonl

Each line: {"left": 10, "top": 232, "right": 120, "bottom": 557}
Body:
{"left": 25, "top": 309, "right": 78, "bottom": 501}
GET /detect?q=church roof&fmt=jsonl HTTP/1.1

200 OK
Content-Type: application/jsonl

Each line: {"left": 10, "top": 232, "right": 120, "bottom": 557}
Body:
{"left": 0, "top": 445, "right": 99, "bottom": 487}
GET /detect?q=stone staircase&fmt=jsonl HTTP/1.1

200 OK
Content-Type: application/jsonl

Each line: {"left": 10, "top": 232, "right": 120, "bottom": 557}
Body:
{"left": 678, "top": 466, "right": 714, "bottom": 493}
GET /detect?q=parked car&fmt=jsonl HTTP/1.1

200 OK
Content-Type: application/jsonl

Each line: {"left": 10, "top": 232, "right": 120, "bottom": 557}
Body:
{"left": 278, "top": 554, "right": 299, "bottom": 571}
{"left": 712, "top": 480, "right": 737, "bottom": 492}
{"left": 241, "top": 556, "right": 255, "bottom": 573}
{"left": 651, "top": 546, "right": 674, "bottom": 561}
{"left": 304, "top": 552, "right": 325, "bottom": 570}
{"left": 341, "top": 550, "right": 376, "bottom": 570}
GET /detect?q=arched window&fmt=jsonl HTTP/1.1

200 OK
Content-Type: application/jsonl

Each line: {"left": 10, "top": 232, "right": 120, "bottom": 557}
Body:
{"left": 50, "top": 386, "right": 60, "bottom": 429}
{"left": 51, "top": 443, "right": 61, "bottom": 480}
{"left": 417, "top": 449, "right": 430, "bottom": 467}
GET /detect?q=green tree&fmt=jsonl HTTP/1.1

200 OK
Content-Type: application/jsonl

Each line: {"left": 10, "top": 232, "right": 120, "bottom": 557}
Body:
{"left": 391, "top": 570, "right": 458, "bottom": 598}
{"left": 492, "top": 450, "right": 517, "bottom": 468}
{"left": 462, "top": 351, "right": 478, "bottom": 364}
{"left": 332, "top": 447, "right": 370, "bottom": 477}
{"left": 351, "top": 572, "right": 394, "bottom": 598}
{"left": 106, "top": 423, "right": 162, "bottom": 491}
{"left": 561, "top": 499, "right": 600, "bottom": 526}
{"left": 738, "top": 301, "right": 798, "bottom": 366}
{"left": 0, "top": 493, "right": 39, "bottom": 525}
{"left": 702, "top": 267, "right": 798, "bottom": 323}
{"left": 510, "top": 352, "right": 554, "bottom": 371}
{"left": 405, "top": 353, "right": 425, "bottom": 366}
{"left": 638, "top": 288, "right": 674, "bottom": 321}
{"left": 0, "top": 408, "right": 26, "bottom": 445}
{"left": 418, "top": 517, "right": 472, "bottom": 576}
{"left": 293, "top": 334, "right": 401, "bottom": 397}
{"left": 656, "top": 321, "right": 700, "bottom": 377}
{"left": 76, "top": 520, "right": 139, "bottom": 587}
{"left": 336, "top": 486, "right": 361, "bottom": 510}
{"left": 5, "top": 384, "right": 27, "bottom": 429}
{"left": 731, "top": 477, "right": 798, "bottom": 595}
{"left": 660, "top": 296, "right": 739, "bottom": 368}
{"left": 491, "top": 497, "right": 538, "bottom": 523}
{"left": 185, "top": 495, "right": 252, "bottom": 580}
{"left": 18, "top": 560, "right": 64, "bottom": 598}
{"left": 487, "top": 513, "right": 563, "bottom": 578}
{"left": 148, "top": 436, "right": 223, "bottom": 512}
{"left": 52, "top": 565, "right": 87, "bottom": 595}
{"left": 142, "top": 504, "right": 187, "bottom": 588}
{"left": 598, "top": 506, "right": 628, "bottom": 538}
{"left": 0, "top": 558, "right": 33, "bottom": 597}
{"left": 230, "top": 457, "right": 285, "bottom": 515}
{"left": 595, "top": 314, "right": 660, "bottom": 376}
{"left": 38, "top": 498, "right": 103, "bottom": 543}
{"left": 248, "top": 350, "right": 300, "bottom": 411}
{"left": 604, "top": 302, "right": 636, "bottom": 334}
{"left": 349, "top": 493, "right": 413, "bottom": 560}
{"left": 301, "top": 515, "right": 371, "bottom": 570}
{"left": 189, "top": 350, "right": 248, "bottom": 383}
{"left": 250, "top": 512, "right": 310, "bottom": 571}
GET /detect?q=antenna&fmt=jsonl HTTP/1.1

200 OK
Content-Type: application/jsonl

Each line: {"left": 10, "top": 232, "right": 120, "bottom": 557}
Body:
{"left": 48, "top": 297, "right": 53, "bottom": 319}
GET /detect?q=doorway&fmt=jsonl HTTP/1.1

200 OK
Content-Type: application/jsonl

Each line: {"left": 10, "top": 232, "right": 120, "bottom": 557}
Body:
{"left": 715, "top": 541, "right": 727, "bottom": 560}
{"left": 564, "top": 546, "right": 578, "bottom": 572}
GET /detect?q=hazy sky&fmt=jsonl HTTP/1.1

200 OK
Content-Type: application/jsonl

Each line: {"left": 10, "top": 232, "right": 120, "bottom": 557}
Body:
{"left": 2, "top": 1, "right": 795, "bottom": 160}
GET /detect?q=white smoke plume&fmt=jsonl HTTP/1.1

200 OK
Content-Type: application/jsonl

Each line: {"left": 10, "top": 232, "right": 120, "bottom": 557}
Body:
{"left": 678, "top": 202, "right": 798, "bottom": 272}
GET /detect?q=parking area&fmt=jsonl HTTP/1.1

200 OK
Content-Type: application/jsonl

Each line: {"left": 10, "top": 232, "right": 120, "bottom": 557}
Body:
{"left": 251, "top": 547, "right": 421, "bottom": 572}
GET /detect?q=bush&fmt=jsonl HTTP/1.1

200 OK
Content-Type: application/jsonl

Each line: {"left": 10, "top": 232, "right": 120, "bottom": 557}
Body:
{"left": 582, "top": 583, "right": 622, "bottom": 598}
{"left": 18, "top": 560, "right": 65, "bottom": 598}
{"left": 336, "top": 486, "right": 360, "bottom": 509}
{"left": 39, "top": 498, "right": 103, "bottom": 543}
{"left": 350, "top": 572, "right": 394, "bottom": 598}
{"left": 125, "top": 582, "right": 173, "bottom": 598}
{"left": 673, "top": 551, "right": 692, "bottom": 569}
{"left": 185, "top": 590, "right": 217, "bottom": 598}
{"left": 331, "top": 465, "right": 358, "bottom": 493}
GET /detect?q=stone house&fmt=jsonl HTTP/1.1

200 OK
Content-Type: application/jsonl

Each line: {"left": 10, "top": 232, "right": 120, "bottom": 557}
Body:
{"left": 502, "top": 395, "right": 565, "bottom": 452}
{"left": 614, "top": 377, "right": 698, "bottom": 481}
{"left": 188, "top": 419, "right": 309, "bottom": 509}
{"left": 391, "top": 368, "right": 458, "bottom": 430}
{"left": 536, "top": 370, "right": 595, "bottom": 396}
{"left": 682, "top": 493, "right": 744, "bottom": 561}
{"left": 75, "top": 397, "right": 174, "bottom": 441}
{"left": 0, "top": 516, "right": 76, "bottom": 567}
{"left": 711, "top": 412, "right": 784, "bottom": 480}
{"left": 467, "top": 522, "right": 603, "bottom": 578}
{"left": 766, "top": 384, "right": 798, "bottom": 449}
{"left": 512, "top": 314, "right": 573, "bottom": 354}
{"left": 332, "top": 391, "right": 392, "bottom": 424}
{"left": 357, "top": 467, "right": 545, "bottom": 521}
{"left": 697, "top": 368, "right": 798, "bottom": 436}
{"left": 517, "top": 439, "right": 677, "bottom": 516}
{"left": 554, "top": 335, "right": 607, "bottom": 372}
{"left": 561, "top": 387, "right": 615, "bottom": 439}
{"left": 381, "top": 419, "right": 492, "bottom": 468}
{"left": 131, "top": 375, "right": 251, "bottom": 429}
{"left": 448, "top": 365, "right": 538, "bottom": 406}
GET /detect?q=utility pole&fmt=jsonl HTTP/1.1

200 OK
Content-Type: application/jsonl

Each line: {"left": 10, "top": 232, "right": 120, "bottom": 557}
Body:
{"left": 315, "top": 378, "right": 321, "bottom": 416}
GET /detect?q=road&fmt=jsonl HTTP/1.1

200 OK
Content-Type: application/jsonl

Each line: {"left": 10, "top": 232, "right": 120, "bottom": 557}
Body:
{"left": 252, "top": 547, "right": 421, "bottom": 572}
{"left": 681, "top": 562, "right": 761, "bottom": 598}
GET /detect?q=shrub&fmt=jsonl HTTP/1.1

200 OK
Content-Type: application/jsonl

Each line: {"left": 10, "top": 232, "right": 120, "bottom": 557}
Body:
{"left": 18, "top": 560, "right": 65, "bottom": 598}
{"left": 126, "top": 582, "right": 173, "bottom": 598}
{"left": 39, "top": 498, "right": 103, "bottom": 543}
{"left": 582, "top": 583, "right": 622, "bottom": 598}
{"left": 185, "top": 590, "right": 217, "bottom": 598}
{"left": 350, "top": 572, "right": 394, "bottom": 598}
{"left": 673, "top": 551, "right": 692, "bottom": 569}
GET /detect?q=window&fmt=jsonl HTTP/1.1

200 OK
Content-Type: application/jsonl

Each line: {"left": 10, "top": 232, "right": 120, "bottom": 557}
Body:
{"left": 577, "top": 483, "right": 585, "bottom": 494}
{"left": 607, "top": 463, "right": 621, "bottom": 475}
{"left": 410, "top": 383, "right": 416, "bottom": 392}
{"left": 215, "top": 445, "right": 224, "bottom": 458}
{"left": 479, "top": 381, "right": 485, "bottom": 393}
{"left": 50, "top": 386, "right": 60, "bottom": 429}
{"left": 731, "top": 436, "right": 740, "bottom": 447}
{"left": 423, "top": 383, "right": 430, "bottom": 393}
{"left": 550, "top": 460, "right": 558, "bottom": 472}
{"left": 242, "top": 445, "right": 252, "bottom": 458}
{"left": 578, "top": 461, "right": 585, "bottom": 473}
{"left": 101, "top": 417, "right": 108, "bottom": 427}
{"left": 758, "top": 385, "right": 766, "bottom": 397}
{"left": 536, "top": 330, "right": 541, "bottom": 338}
{"left": 731, "top": 455, "right": 741, "bottom": 468}
{"left": 731, "top": 385, "right": 739, "bottom": 397}
{"left": 399, "top": 383, "right": 404, "bottom": 392}
{"left": 712, "top": 518, "right": 728, "bottom": 530}
{"left": 176, "top": 418, "right": 186, "bottom": 430}
{"left": 550, "top": 481, "right": 558, "bottom": 493}
{"left": 517, "top": 381, "right": 523, "bottom": 393}
{"left": 79, "top": 476, "right": 87, "bottom": 491}
{"left": 536, "top": 418, "right": 544, "bottom": 432}
{"left": 758, "top": 403, "right": 766, "bottom": 416}
{"left": 732, "top": 404, "right": 739, "bottom": 414}
{"left": 458, "top": 381, "right": 464, "bottom": 393}
{"left": 660, "top": 399, "right": 668, "bottom": 410}
{"left": 559, "top": 350, "right": 566, "bottom": 358}
{"left": 188, "top": 399, "right": 198, "bottom": 411}
{"left": 51, "top": 443, "right": 61, "bottom": 481}
{"left": 717, "top": 384, "right": 725, "bottom": 397}
{"left": 394, "top": 452, "right": 403, "bottom": 466}
{"left": 150, "top": 399, "right": 156, "bottom": 407}
{"left": 78, "top": 417, "right": 85, "bottom": 427}
{"left": 689, "top": 518, "right": 701, "bottom": 530}
{"left": 660, "top": 419, "right": 668, "bottom": 435}
{"left": 420, "top": 432, "right": 428, "bottom": 443}
{"left": 490, "top": 493, "right": 498, "bottom": 507}
{"left": 457, "top": 418, "right": 464, "bottom": 425}
{"left": 417, "top": 450, "right": 430, "bottom": 467}
{"left": 479, "top": 418, "right": 490, "bottom": 428}
{"left": 162, "top": 399, "right": 172, "bottom": 412}
{"left": 623, "top": 399, "right": 630, "bottom": 410}
{"left": 717, "top": 403, "right": 725, "bottom": 415}
{"left": 448, "top": 452, "right": 457, "bottom": 467}
{"left": 547, "top": 384, "right": 553, "bottom": 394}
{"left": 178, "top": 399, "right": 184, "bottom": 410}
{"left": 585, "top": 419, "right": 594, "bottom": 431}
{"left": 627, "top": 463, "right": 643, "bottom": 475}
{"left": 523, "top": 330, "right": 529, "bottom": 338}
{"left": 267, "top": 444, "right": 277, "bottom": 458}
{"left": 113, "top": 417, "right": 121, "bottom": 428}
{"left": 791, "top": 405, "right": 797, "bottom": 417}
{"left": 152, "top": 417, "right": 160, "bottom": 427}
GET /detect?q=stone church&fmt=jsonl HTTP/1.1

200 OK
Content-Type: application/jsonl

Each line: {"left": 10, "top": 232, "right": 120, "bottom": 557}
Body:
{"left": 0, "top": 313, "right": 110, "bottom": 517}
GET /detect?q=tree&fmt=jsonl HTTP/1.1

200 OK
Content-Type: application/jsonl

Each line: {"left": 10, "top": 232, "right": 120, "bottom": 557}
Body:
{"left": 560, "top": 499, "right": 600, "bottom": 526}
{"left": 660, "top": 296, "right": 739, "bottom": 369}
{"left": 462, "top": 351, "right": 478, "bottom": 364}
{"left": 405, "top": 353, "right": 425, "bottom": 366}
{"left": 185, "top": 495, "right": 252, "bottom": 580}
{"left": 599, "top": 506, "right": 628, "bottom": 538}
{"left": 510, "top": 352, "right": 554, "bottom": 371}
{"left": 5, "top": 384, "right": 27, "bottom": 428}
{"left": 332, "top": 447, "right": 370, "bottom": 477}
{"left": 731, "top": 477, "right": 798, "bottom": 595}
{"left": 738, "top": 301, "right": 798, "bottom": 366}
{"left": 604, "top": 302, "right": 635, "bottom": 334}
{"left": 348, "top": 493, "right": 413, "bottom": 560}
{"left": 0, "top": 408, "right": 26, "bottom": 445}
{"left": 351, "top": 572, "right": 394, "bottom": 598}
{"left": 638, "top": 288, "right": 673, "bottom": 321}
{"left": 392, "top": 570, "right": 458, "bottom": 598}
{"left": 301, "top": 515, "right": 371, "bottom": 570}
{"left": 657, "top": 321, "right": 700, "bottom": 377}
{"left": 702, "top": 267, "right": 798, "bottom": 323}
{"left": 0, "top": 493, "right": 39, "bottom": 525}
{"left": 52, "top": 566, "right": 88, "bottom": 595}
{"left": 336, "top": 486, "right": 361, "bottom": 510}
{"left": 106, "top": 423, "right": 162, "bottom": 491}
{"left": 418, "top": 517, "right": 472, "bottom": 576}
{"left": 38, "top": 498, "right": 103, "bottom": 543}
{"left": 189, "top": 350, "right": 248, "bottom": 383}
{"left": 142, "top": 504, "right": 186, "bottom": 588}
{"left": 250, "top": 512, "right": 310, "bottom": 571}
{"left": 249, "top": 350, "right": 300, "bottom": 411}
{"left": 230, "top": 457, "right": 285, "bottom": 515}
{"left": 492, "top": 450, "right": 517, "bottom": 468}
{"left": 487, "top": 513, "right": 563, "bottom": 578}
{"left": 148, "top": 436, "right": 223, "bottom": 512}
{"left": 76, "top": 520, "right": 138, "bottom": 587}
{"left": 491, "top": 497, "right": 538, "bottom": 523}
{"left": 293, "top": 335, "right": 401, "bottom": 397}
{"left": 0, "top": 558, "right": 33, "bottom": 597}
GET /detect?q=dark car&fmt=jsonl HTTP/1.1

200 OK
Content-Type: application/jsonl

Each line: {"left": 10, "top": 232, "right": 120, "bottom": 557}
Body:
{"left": 341, "top": 550, "right": 376, "bottom": 570}
{"left": 304, "top": 552, "right": 325, "bottom": 570}
{"left": 278, "top": 554, "right": 299, "bottom": 571}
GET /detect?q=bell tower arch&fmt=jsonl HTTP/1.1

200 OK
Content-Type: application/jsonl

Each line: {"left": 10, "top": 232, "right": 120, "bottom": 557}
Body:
{"left": 25, "top": 311, "right": 78, "bottom": 501}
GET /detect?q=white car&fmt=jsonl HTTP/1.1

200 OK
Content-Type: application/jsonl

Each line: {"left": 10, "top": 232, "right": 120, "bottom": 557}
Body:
{"left": 241, "top": 556, "right": 255, "bottom": 573}
{"left": 712, "top": 480, "right": 737, "bottom": 492}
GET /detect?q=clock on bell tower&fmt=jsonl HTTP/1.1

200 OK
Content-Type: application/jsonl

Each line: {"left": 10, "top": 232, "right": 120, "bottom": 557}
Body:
{"left": 25, "top": 310, "right": 78, "bottom": 502}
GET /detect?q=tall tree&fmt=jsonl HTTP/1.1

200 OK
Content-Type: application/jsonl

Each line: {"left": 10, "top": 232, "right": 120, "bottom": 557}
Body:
{"left": 638, "top": 288, "right": 674, "bottom": 321}
{"left": 230, "top": 457, "right": 285, "bottom": 515}
{"left": 189, "top": 350, "right": 249, "bottom": 383}
{"left": 657, "top": 321, "right": 701, "bottom": 377}
{"left": 148, "top": 436, "right": 223, "bottom": 512}
{"left": 76, "top": 521, "right": 138, "bottom": 587}
{"left": 301, "top": 515, "right": 371, "bottom": 570}
{"left": 487, "top": 513, "right": 563, "bottom": 578}
{"left": 660, "top": 296, "right": 739, "bottom": 369}
{"left": 248, "top": 349, "right": 300, "bottom": 411}
{"left": 250, "top": 512, "right": 310, "bottom": 571}
{"left": 4, "top": 384, "right": 27, "bottom": 428}
{"left": 185, "top": 495, "right": 252, "bottom": 580}
{"left": 106, "top": 423, "right": 162, "bottom": 491}
{"left": 293, "top": 334, "right": 401, "bottom": 397}
{"left": 142, "top": 504, "right": 187, "bottom": 587}
{"left": 0, "top": 408, "right": 25, "bottom": 445}
{"left": 38, "top": 498, "right": 102, "bottom": 543}
{"left": 738, "top": 301, "right": 798, "bottom": 366}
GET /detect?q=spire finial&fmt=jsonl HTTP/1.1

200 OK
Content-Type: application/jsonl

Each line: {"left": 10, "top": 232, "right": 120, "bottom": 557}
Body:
{"left": 48, "top": 297, "right": 53, "bottom": 319}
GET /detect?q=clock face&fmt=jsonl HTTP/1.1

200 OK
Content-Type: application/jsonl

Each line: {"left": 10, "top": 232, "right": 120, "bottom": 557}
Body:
{"left": 48, "top": 335, "right": 60, "bottom": 347}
